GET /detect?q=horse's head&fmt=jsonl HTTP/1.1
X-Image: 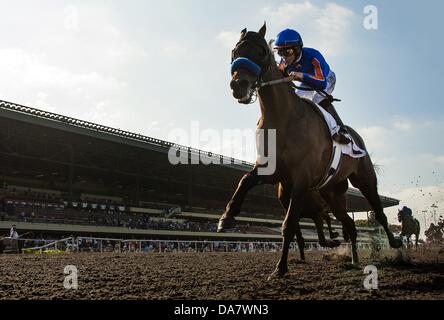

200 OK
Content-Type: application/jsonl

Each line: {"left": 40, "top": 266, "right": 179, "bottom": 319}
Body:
{"left": 230, "top": 23, "right": 273, "bottom": 104}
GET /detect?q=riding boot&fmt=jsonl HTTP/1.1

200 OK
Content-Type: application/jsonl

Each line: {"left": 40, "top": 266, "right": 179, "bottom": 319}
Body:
{"left": 318, "top": 99, "right": 351, "bottom": 144}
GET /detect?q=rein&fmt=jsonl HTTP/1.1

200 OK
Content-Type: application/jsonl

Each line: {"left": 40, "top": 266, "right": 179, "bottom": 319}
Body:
{"left": 258, "top": 76, "right": 341, "bottom": 103}
{"left": 241, "top": 75, "right": 341, "bottom": 105}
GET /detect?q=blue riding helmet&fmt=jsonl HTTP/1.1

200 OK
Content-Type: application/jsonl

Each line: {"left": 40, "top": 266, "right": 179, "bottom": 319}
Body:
{"left": 274, "top": 28, "right": 303, "bottom": 48}
{"left": 400, "top": 206, "right": 413, "bottom": 216}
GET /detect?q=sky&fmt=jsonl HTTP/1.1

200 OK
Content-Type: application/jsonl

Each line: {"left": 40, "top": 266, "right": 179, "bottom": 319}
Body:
{"left": 0, "top": 0, "right": 442, "bottom": 236}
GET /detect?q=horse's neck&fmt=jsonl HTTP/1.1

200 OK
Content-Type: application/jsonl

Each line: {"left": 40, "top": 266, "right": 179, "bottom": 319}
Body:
{"left": 258, "top": 64, "right": 303, "bottom": 127}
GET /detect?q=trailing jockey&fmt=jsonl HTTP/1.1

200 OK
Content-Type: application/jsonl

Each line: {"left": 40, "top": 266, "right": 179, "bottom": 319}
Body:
{"left": 274, "top": 28, "right": 350, "bottom": 144}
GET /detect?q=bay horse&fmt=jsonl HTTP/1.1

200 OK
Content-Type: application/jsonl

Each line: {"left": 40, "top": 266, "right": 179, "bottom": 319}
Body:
{"left": 218, "top": 23, "right": 402, "bottom": 277}
{"left": 398, "top": 210, "right": 420, "bottom": 248}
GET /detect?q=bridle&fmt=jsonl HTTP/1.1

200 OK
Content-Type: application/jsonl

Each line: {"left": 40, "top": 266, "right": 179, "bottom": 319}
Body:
{"left": 230, "top": 34, "right": 274, "bottom": 103}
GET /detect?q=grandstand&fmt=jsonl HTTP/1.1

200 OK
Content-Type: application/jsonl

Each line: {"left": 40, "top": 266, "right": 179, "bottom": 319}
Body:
{"left": 0, "top": 100, "right": 399, "bottom": 246}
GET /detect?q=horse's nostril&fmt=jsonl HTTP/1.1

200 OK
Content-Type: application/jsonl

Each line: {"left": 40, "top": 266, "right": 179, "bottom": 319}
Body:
{"left": 230, "top": 79, "right": 250, "bottom": 91}
{"left": 230, "top": 79, "right": 236, "bottom": 90}
{"left": 238, "top": 79, "right": 249, "bottom": 90}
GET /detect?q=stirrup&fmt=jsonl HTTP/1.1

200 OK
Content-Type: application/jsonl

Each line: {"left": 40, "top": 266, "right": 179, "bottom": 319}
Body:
{"left": 333, "top": 132, "right": 351, "bottom": 144}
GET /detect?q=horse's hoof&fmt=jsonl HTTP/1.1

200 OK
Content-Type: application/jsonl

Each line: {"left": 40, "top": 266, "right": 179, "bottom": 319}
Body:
{"left": 217, "top": 216, "right": 236, "bottom": 232}
{"left": 267, "top": 268, "right": 287, "bottom": 280}
{"left": 294, "top": 259, "right": 307, "bottom": 264}
{"left": 389, "top": 237, "right": 403, "bottom": 249}
{"left": 322, "top": 240, "right": 341, "bottom": 248}
{"left": 330, "top": 232, "right": 340, "bottom": 239}
{"left": 351, "top": 252, "right": 360, "bottom": 265}
{"left": 331, "top": 240, "right": 341, "bottom": 247}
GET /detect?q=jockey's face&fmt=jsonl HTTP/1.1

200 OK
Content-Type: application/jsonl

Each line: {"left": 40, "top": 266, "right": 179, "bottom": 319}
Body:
{"left": 277, "top": 46, "right": 301, "bottom": 65}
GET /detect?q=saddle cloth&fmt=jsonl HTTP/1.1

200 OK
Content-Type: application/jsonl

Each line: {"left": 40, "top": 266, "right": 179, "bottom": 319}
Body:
{"left": 301, "top": 98, "right": 366, "bottom": 190}
{"left": 314, "top": 104, "right": 367, "bottom": 159}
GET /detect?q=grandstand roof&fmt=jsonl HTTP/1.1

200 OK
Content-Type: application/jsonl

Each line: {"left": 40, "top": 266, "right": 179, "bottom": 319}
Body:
{"left": 0, "top": 100, "right": 399, "bottom": 213}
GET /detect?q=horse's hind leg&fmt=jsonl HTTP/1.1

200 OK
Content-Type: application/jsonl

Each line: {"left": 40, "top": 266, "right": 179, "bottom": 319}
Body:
{"left": 313, "top": 213, "right": 340, "bottom": 248}
{"left": 349, "top": 160, "right": 403, "bottom": 248}
{"left": 415, "top": 221, "right": 420, "bottom": 249}
{"left": 323, "top": 212, "right": 339, "bottom": 239}
{"left": 321, "top": 188, "right": 359, "bottom": 264}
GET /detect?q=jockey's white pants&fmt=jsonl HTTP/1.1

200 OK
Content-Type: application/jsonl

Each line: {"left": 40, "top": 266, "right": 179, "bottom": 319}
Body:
{"left": 294, "top": 71, "right": 336, "bottom": 105}
{"left": 294, "top": 71, "right": 339, "bottom": 136}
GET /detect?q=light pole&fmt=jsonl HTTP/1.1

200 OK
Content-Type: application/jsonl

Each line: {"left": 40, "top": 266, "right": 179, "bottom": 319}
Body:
{"left": 431, "top": 204, "right": 438, "bottom": 224}
{"left": 422, "top": 210, "right": 428, "bottom": 235}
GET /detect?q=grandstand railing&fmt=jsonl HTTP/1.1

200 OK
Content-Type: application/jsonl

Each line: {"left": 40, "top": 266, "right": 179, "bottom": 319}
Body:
{"left": 74, "top": 236, "right": 380, "bottom": 253}
{"left": 14, "top": 235, "right": 384, "bottom": 254}
{"left": 21, "top": 237, "right": 74, "bottom": 253}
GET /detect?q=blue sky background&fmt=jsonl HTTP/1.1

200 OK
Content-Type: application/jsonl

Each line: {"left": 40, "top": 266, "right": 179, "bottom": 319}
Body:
{"left": 0, "top": 0, "right": 442, "bottom": 235}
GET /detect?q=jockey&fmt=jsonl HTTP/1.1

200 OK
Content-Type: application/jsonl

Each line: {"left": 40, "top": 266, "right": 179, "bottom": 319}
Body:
{"left": 401, "top": 206, "right": 413, "bottom": 217}
{"left": 274, "top": 28, "right": 350, "bottom": 144}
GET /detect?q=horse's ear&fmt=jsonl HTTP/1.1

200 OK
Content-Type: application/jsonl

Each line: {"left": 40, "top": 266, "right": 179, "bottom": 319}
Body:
{"left": 240, "top": 28, "right": 247, "bottom": 39}
{"left": 258, "top": 22, "right": 266, "bottom": 38}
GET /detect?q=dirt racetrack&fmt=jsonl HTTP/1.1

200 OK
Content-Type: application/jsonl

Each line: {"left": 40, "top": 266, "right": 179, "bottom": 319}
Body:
{"left": 0, "top": 247, "right": 443, "bottom": 300}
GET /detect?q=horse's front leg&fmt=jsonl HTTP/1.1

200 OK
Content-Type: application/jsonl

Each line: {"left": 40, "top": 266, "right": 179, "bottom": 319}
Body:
{"left": 269, "top": 191, "right": 306, "bottom": 279}
{"left": 269, "top": 198, "right": 297, "bottom": 279}
{"left": 218, "top": 167, "right": 275, "bottom": 232}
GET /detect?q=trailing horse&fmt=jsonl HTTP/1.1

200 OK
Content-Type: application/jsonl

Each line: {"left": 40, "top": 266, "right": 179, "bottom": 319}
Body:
{"left": 398, "top": 210, "right": 420, "bottom": 248}
{"left": 218, "top": 23, "right": 402, "bottom": 278}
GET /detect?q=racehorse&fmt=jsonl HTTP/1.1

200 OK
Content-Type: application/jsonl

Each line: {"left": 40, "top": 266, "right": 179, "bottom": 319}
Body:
{"left": 218, "top": 23, "right": 402, "bottom": 278}
{"left": 398, "top": 210, "right": 420, "bottom": 248}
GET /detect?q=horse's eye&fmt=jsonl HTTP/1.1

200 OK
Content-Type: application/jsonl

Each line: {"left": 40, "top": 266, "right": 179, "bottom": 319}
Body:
{"left": 255, "top": 45, "right": 267, "bottom": 59}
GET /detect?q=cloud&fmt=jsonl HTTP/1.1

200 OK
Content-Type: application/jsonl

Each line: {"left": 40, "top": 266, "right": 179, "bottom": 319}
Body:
{"left": 217, "top": 31, "right": 241, "bottom": 48}
{"left": 160, "top": 42, "right": 187, "bottom": 57}
{"left": 432, "top": 155, "right": 444, "bottom": 166}
{"left": 357, "top": 126, "right": 390, "bottom": 151}
{"left": 393, "top": 119, "right": 413, "bottom": 131}
{"left": 0, "top": 46, "right": 128, "bottom": 129}
{"left": 262, "top": 2, "right": 315, "bottom": 26}
{"left": 261, "top": 1, "right": 355, "bottom": 55}
{"left": 0, "top": 48, "right": 124, "bottom": 92}
{"left": 373, "top": 156, "right": 397, "bottom": 167}
{"left": 83, "top": 100, "right": 122, "bottom": 127}
{"left": 314, "top": 3, "right": 355, "bottom": 55}
{"left": 31, "top": 91, "right": 56, "bottom": 113}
